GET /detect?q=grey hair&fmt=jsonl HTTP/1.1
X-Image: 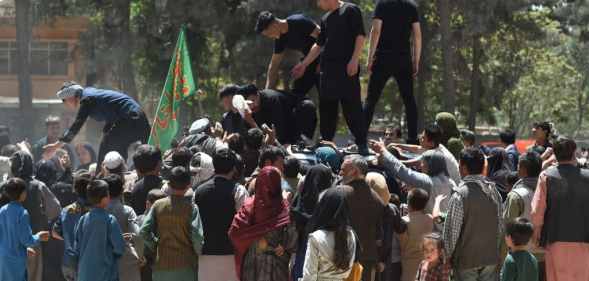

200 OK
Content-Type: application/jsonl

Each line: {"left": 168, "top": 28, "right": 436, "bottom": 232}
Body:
{"left": 345, "top": 155, "right": 368, "bottom": 176}
{"left": 422, "top": 150, "right": 448, "bottom": 177}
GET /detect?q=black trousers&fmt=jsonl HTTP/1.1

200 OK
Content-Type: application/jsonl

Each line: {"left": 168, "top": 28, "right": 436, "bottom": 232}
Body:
{"left": 294, "top": 99, "right": 317, "bottom": 141}
{"left": 364, "top": 53, "right": 418, "bottom": 142}
{"left": 97, "top": 111, "right": 151, "bottom": 167}
{"left": 319, "top": 63, "right": 367, "bottom": 146}
{"left": 292, "top": 58, "right": 320, "bottom": 97}
{"left": 278, "top": 98, "right": 317, "bottom": 144}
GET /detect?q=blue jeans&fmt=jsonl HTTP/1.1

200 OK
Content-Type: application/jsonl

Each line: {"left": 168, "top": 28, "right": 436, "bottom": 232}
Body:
{"left": 454, "top": 265, "right": 498, "bottom": 281}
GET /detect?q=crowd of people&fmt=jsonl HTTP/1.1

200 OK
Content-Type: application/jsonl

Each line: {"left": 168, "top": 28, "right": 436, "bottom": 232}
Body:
{"left": 1, "top": 103, "right": 589, "bottom": 281}
{"left": 1, "top": 0, "right": 589, "bottom": 281}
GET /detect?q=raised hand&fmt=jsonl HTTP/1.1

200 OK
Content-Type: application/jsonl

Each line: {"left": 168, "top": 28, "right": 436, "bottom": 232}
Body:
{"left": 37, "top": 231, "right": 50, "bottom": 242}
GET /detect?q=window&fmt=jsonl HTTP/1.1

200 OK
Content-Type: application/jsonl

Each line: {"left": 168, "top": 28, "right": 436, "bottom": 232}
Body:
{"left": 0, "top": 41, "right": 68, "bottom": 76}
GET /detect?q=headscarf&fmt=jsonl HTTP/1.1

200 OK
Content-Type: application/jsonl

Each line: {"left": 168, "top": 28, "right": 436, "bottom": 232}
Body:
{"left": 435, "top": 112, "right": 461, "bottom": 144}
{"left": 487, "top": 147, "right": 512, "bottom": 196}
{"left": 190, "top": 152, "right": 214, "bottom": 187}
{"left": 229, "top": 166, "right": 290, "bottom": 280}
{"left": 291, "top": 165, "right": 333, "bottom": 230}
{"left": 10, "top": 151, "right": 34, "bottom": 180}
{"left": 435, "top": 112, "right": 464, "bottom": 159}
{"left": 315, "top": 146, "right": 342, "bottom": 173}
{"left": 35, "top": 159, "right": 58, "bottom": 187}
{"left": 422, "top": 150, "right": 449, "bottom": 177}
{"left": 366, "top": 172, "right": 390, "bottom": 204}
{"left": 77, "top": 143, "right": 97, "bottom": 170}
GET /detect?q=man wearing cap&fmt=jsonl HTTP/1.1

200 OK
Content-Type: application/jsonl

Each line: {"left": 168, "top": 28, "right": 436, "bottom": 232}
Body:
{"left": 180, "top": 118, "right": 226, "bottom": 156}
{"left": 44, "top": 82, "right": 151, "bottom": 167}
{"left": 102, "top": 151, "right": 127, "bottom": 175}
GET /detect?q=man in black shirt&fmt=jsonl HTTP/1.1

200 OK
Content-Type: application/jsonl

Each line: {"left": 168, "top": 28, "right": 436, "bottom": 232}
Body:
{"left": 256, "top": 11, "right": 321, "bottom": 97}
{"left": 218, "top": 84, "right": 248, "bottom": 136}
{"left": 128, "top": 145, "right": 163, "bottom": 215}
{"left": 239, "top": 84, "right": 317, "bottom": 145}
{"left": 364, "top": 0, "right": 422, "bottom": 144}
{"left": 293, "top": 0, "right": 368, "bottom": 154}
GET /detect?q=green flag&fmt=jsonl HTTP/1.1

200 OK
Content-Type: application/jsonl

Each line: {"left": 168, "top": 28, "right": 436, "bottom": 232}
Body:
{"left": 148, "top": 27, "right": 196, "bottom": 151}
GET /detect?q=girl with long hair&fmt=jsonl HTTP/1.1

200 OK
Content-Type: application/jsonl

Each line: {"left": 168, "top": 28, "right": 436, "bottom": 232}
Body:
{"left": 301, "top": 187, "right": 357, "bottom": 281}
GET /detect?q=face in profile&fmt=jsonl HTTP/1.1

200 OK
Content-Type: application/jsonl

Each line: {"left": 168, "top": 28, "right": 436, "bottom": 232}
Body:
{"left": 261, "top": 22, "right": 281, "bottom": 40}
{"left": 62, "top": 96, "right": 80, "bottom": 111}
{"left": 246, "top": 95, "right": 260, "bottom": 113}
{"left": 220, "top": 96, "right": 233, "bottom": 112}
{"left": 339, "top": 160, "right": 357, "bottom": 184}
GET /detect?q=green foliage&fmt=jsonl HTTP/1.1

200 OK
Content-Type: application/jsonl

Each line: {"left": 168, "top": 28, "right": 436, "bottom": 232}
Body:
{"left": 35, "top": 0, "right": 589, "bottom": 139}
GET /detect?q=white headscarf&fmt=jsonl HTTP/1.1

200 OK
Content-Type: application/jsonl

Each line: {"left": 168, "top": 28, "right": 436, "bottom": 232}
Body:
{"left": 190, "top": 152, "right": 215, "bottom": 187}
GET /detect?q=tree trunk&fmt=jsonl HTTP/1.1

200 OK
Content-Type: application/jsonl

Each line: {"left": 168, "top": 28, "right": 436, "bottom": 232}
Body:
{"left": 15, "top": 0, "right": 34, "bottom": 139}
{"left": 438, "top": 0, "right": 455, "bottom": 113}
{"left": 576, "top": 77, "right": 589, "bottom": 137}
{"left": 468, "top": 35, "right": 483, "bottom": 131}
{"left": 103, "top": 0, "right": 138, "bottom": 100}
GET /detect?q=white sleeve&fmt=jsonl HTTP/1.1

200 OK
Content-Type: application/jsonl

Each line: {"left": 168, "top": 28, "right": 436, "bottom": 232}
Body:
{"left": 234, "top": 185, "right": 248, "bottom": 210}
{"left": 301, "top": 234, "right": 320, "bottom": 281}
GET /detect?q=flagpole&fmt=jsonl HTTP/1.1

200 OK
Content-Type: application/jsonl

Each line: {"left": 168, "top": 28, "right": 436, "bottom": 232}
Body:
{"left": 148, "top": 26, "right": 185, "bottom": 148}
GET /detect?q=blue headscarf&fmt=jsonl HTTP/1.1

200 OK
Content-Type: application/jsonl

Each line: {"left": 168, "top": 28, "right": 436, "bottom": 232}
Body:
{"left": 315, "top": 146, "right": 342, "bottom": 173}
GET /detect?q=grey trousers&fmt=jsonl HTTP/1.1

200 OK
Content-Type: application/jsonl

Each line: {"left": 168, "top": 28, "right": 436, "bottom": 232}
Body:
{"left": 27, "top": 246, "right": 42, "bottom": 281}
{"left": 454, "top": 265, "right": 498, "bottom": 281}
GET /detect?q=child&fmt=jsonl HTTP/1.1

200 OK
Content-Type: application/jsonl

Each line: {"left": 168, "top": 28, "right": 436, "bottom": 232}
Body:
{"left": 0, "top": 178, "right": 50, "bottom": 281}
{"left": 415, "top": 233, "right": 451, "bottom": 281}
{"left": 73, "top": 180, "right": 126, "bottom": 281}
{"left": 137, "top": 189, "right": 166, "bottom": 281}
{"left": 501, "top": 218, "right": 539, "bottom": 281}
{"left": 399, "top": 188, "right": 434, "bottom": 281}
{"left": 139, "top": 166, "right": 204, "bottom": 281}
{"left": 52, "top": 171, "right": 92, "bottom": 281}
{"left": 104, "top": 174, "right": 141, "bottom": 281}
{"left": 137, "top": 189, "right": 166, "bottom": 227}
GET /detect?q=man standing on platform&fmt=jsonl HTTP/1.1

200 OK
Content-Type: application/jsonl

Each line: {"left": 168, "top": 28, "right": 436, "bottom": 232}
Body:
{"left": 293, "top": 0, "right": 368, "bottom": 154}
{"left": 256, "top": 11, "right": 321, "bottom": 97}
{"left": 364, "top": 0, "right": 421, "bottom": 144}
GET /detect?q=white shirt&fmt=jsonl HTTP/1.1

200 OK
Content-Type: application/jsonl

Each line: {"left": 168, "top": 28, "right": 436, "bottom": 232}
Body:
{"left": 434, "top": 144, "right": 461, "bottom": 185}
{"left": 301, "top": 229, "right": 356, "bottom": 281}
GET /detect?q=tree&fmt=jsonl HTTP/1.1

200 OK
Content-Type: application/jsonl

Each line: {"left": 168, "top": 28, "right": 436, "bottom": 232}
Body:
{"left": 438, "top": 0, "right": 456, "bottom": 113}
{"left": 15, "top": 0, "right": 34, "bottom": 138}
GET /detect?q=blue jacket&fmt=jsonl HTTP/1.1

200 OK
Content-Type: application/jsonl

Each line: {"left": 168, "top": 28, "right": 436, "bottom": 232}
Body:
{"left": 0, "top": 202, "right": 41, "bottom": 281}
{"left": 60, "top": 87, "right": 142, "bottom": 143}
{"left": 73, "top": 208, "right": 125, "bottom": 281}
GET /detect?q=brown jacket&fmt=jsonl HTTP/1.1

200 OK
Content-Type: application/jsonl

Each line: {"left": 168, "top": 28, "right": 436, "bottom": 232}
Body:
{"left": 339, "top": 179, "right": 386, "bottom": 262}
